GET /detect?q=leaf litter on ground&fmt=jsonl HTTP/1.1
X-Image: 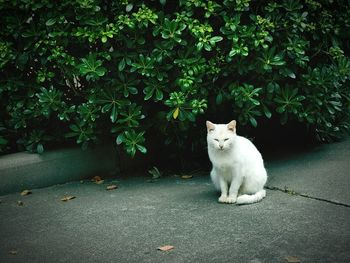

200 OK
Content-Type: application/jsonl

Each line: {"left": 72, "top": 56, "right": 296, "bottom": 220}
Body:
{"left": 285, "top": 256, "right": 301, "bottom": 263}
{"left": 148, "top": 166, "right": 162, "bottom": 179}
{"left": 106, "top": 184, "right": 118, "bottom": 190}
{"left": 157, "top": 245, "right": 174, "bottom": 251}
{"left": 177, "top": 169, "right": 203, "bottom": 180}
{"left": 147, "top": 166, "right": 163, "bottom": 183}
{"left": 92, "top": 175, "right": 104, "bottom": 184}
{"left": 61, "top": 196, "right": 76, "bottom": 202}
{"left": 20, "top": 190, "right": 31, "bottom": 196}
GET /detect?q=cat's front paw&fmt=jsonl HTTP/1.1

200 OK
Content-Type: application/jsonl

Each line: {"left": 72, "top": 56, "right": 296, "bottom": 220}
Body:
{"left": 226, "top": 196, "right": 237, "bottom": 204}
{"left": 218, "top": 195, "right": 228, "bottom": 203}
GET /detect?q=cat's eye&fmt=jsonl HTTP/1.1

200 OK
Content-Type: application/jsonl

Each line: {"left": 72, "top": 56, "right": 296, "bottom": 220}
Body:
{"left": 214, "top": 139, "right": 219, "bottom": 142}
{"left": 224, "top": 138, "right": 229, "bottom": 141}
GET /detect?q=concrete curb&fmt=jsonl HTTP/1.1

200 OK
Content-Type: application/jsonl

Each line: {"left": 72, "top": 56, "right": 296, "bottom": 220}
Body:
{"left": 0, "top": 146, "right": 118, "bottom": 195}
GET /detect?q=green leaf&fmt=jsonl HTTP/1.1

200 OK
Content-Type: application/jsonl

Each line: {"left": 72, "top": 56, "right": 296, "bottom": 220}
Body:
{"left": 136, "top": 144, "right": 147, "bottom": 154}
{"left": 187, "top": 111, "right": 195, "bottom": 122}
{"left": 263, "top": 105, "right": 272, "bottom": 118}
{"left": 210, "top": 36, "right": 223, "bottom": 43}
{"left": 204, "top": 43, "right": 212, "bottom": 51}
{"left": 276, "top": 106, "right": 285, "bottom": 113}
{"left": 101, "top": 36, "right": 107, "bottom": 43}
{"left": 70, "top": 124, "right": 80, "bottom": 132}
{"left": 251, "top": 99, "right": 260, "bottom": 106}
{"left": 118, "top": 59, "right": 126, "bottom": 71}
{"left": 126, "top": 3, "right": 133, "bottom": 12}
{"left": 101, "top": 103, "right": 112, "bottom": 113}
{"left": 116, "top": 134, "right": 124, "bottom": 145}
{"left": 270, "top": 59, "right": 286, "bottom": 66}
{"left": 229, "top": 49, "right": 237, "bottom": 57}
{"left": 129, "top": 87, "right": 138, "bottom": 95}
{"left": 216, "top": 93, "right": 223, "bottom": 105}
{"left": 280, "top": 68, "right": 296, "bottom": 78}
{"left": 45, "top": 18, "right": 56, "bottom": 26}
{"left": 241, "top": 47, "right": 249, "bottom": 56}
{"left": 129, "top": 147, "right": 136, "bottom": 157}
{"left": 95, "top": 67, "right": 106, "bottom": 76}
{"left": 144, "top": 92, "right": 153, "bottom": 101}
{"left": 79, "top": 54, "right": 106, "bottom": 81}
{"left": 110, "top": 104, "right": 118, "bottom": 123}
{"left": 196, "top": 42, "right": 204, "bottom": 51}
{"left": 249, "top": 117, "right": 257, "bottom": 127}
{"left": 17, "top": 53, "right": 29, "bottom": 66}
{"left": 288, "top": 72, "right": 296, "bottom": 78}
{"left": 37, "top": 143, "right": 44, "bottom": 154}
{"left": 155, "top": 89, "right": 163, "bottom": 101}
{"left": 137, "top": 37, "right": 146, "bottom": 45}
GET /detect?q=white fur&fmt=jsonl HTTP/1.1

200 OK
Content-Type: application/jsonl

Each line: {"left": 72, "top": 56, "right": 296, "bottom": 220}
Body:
{"left": 207, "top": 121, "right": 267, "bottom": 205}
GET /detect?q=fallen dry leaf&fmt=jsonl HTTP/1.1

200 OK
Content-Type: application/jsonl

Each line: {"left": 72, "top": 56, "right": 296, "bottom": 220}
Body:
{"left": 17, "top": 201, "right": 24, "bottom": 206}
{"left": 92, "top": 176, "right": 102, "bottom": 182}
{"left": 92, "top": 176, "right": 105, "bottom": 184}
{"left": 157, "top": 245, "right": 174, "bottom": 251}
{"left": 106, "top": 184, "right": 118, "bottom": 190}
{"left": 95, "top": 180, "right": 104, "bottom": 185}
{"left": 181, "top": 175, "right": 193, "bottom": 179}
{"left": 285, "top": 256, "right": 301, "bottom": 263}
{"left": 61, "top": 196, "right": 76, "bottom": 202}
{"left": 20, "top": 190, "right": 32, "bottom": 196}
{"left": 9, "top": 249, "right": 18, "bottom": 255}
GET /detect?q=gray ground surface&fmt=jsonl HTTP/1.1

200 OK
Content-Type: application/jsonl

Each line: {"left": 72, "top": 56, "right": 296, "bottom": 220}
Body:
{"left": 1, "top": 138, "right": 349, "bottom": 263}
{"left": 266, "top": 138, "right": 350, "bottom": 205}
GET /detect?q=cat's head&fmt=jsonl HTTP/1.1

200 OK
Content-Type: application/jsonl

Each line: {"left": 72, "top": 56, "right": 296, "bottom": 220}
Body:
{"left": 206, "top": 120, "right": 237, "bottom": 151}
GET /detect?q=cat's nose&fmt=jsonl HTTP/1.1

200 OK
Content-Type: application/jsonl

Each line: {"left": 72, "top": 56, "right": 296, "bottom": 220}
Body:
{"left": 219, "top": 145, "right": 224, "bottom": 149}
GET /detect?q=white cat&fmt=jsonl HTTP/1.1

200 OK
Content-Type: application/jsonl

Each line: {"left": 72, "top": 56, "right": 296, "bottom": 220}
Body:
{"left": 206, "top": 120, "right": 267, "bottom": 205}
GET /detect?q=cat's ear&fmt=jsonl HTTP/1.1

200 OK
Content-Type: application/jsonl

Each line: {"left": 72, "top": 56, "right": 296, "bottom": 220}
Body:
{"left": 227, "top": 120, "right": 236, "bottom": 132}
{"left": 206, "top": 121, "right": 215, "bottom": 132}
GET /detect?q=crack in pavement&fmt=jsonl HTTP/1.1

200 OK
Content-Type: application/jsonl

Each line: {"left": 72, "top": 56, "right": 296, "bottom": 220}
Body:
{"left": 265, "top": 185, "right": 350, "bottom": 208}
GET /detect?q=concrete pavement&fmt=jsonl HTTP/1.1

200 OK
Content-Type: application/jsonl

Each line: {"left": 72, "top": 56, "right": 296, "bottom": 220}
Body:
{"left": 0, "top": 138, "right": 349, "bottom": 262}
{"left": 266, "top": 138, "right": 350, "bottom": 206}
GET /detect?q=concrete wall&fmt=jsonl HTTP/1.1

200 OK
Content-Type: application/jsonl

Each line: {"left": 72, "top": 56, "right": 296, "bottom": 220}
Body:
{"left": 0, "top": 146, "right": 118, "bottom": 195}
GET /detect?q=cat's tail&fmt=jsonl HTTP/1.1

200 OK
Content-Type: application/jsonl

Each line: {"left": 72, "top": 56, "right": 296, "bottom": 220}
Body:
{"left": 236, "top": 189, "right": 266, "bottom": 205}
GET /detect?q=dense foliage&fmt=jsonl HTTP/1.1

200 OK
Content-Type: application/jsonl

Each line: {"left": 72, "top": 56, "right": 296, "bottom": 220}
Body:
{"left": 1, "top": 0, "right": 349, "bottom": 157}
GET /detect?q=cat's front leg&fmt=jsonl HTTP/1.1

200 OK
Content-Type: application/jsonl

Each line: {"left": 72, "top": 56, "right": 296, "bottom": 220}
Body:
{"left": 218, "top": 177, "right": 229, "bottom": 203}
{"left": 226, "top": 173, "right": 244, "bottom": 204}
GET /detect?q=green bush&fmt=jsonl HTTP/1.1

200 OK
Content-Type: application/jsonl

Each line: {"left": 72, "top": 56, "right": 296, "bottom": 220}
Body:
{"left": 1, "top": 0, "right": 349, "bottom": 156}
